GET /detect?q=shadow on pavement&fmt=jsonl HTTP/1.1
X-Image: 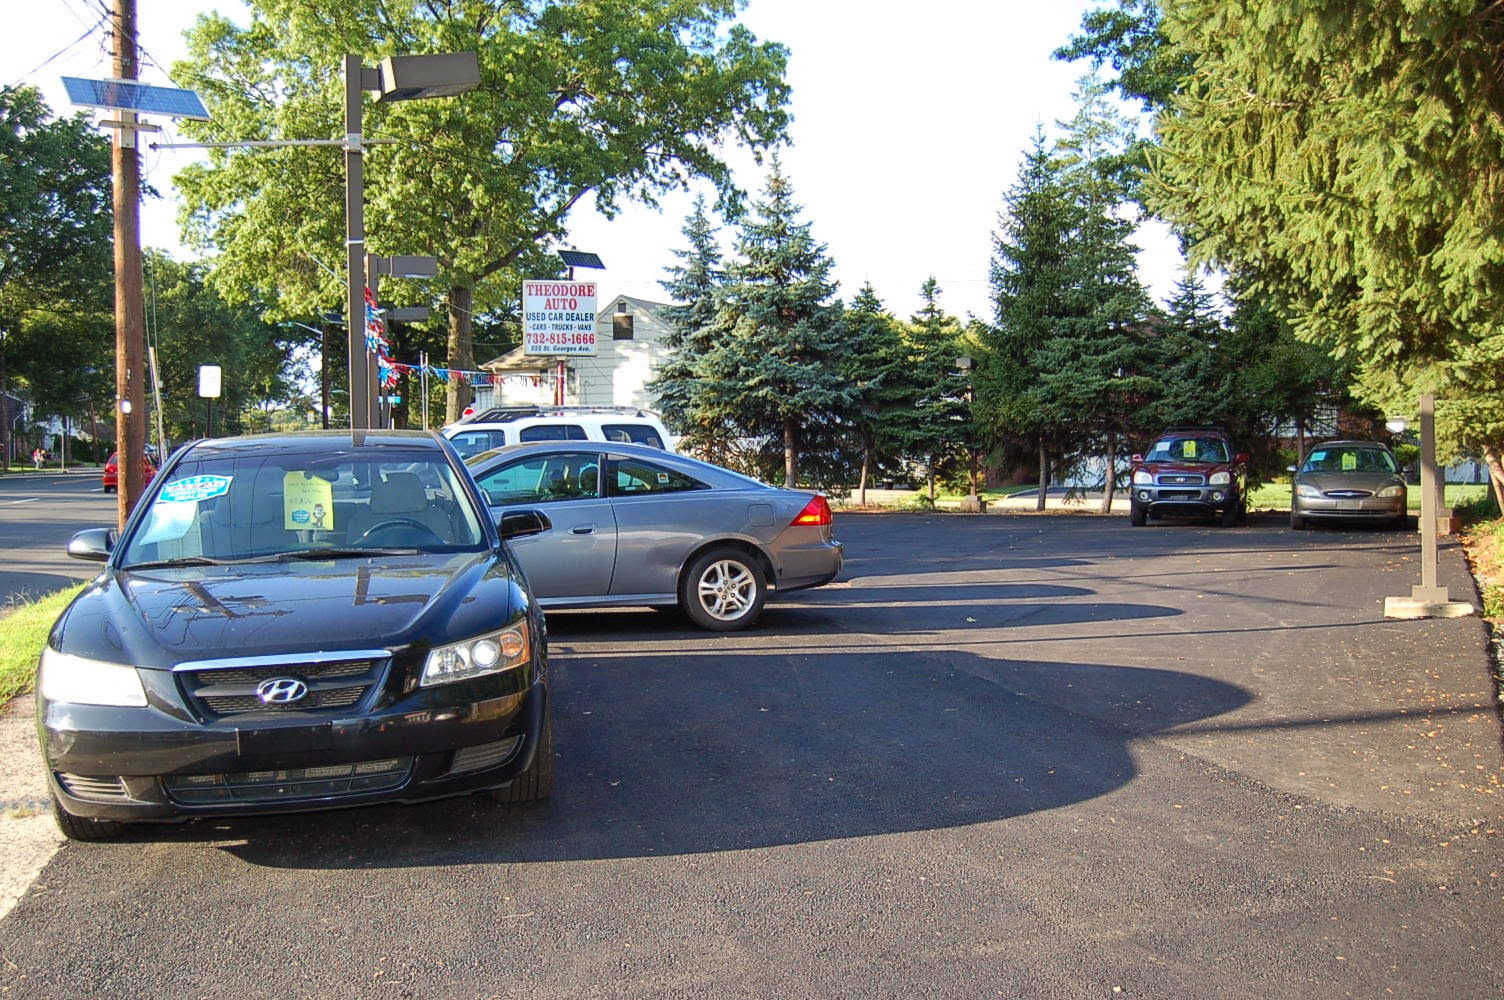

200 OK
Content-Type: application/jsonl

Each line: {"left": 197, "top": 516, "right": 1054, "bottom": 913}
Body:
{"left": 176, "top": 647, "right": 1250, "bottom": 868}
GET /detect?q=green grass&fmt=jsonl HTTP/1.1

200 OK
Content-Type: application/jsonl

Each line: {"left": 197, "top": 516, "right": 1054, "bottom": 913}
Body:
{"left": 0, "top": 584, "right": 85, "bottom": 704}
{"left": 1248, "top": 482, "right": 1488, "bottom": 512}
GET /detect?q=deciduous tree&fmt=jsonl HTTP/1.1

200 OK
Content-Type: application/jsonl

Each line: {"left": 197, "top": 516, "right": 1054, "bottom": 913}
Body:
{"left": 175, "top": 0, "right": 790, "bottom": 421}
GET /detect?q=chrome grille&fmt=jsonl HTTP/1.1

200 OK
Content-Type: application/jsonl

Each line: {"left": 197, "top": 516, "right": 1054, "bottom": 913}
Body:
{"left": 1324, "top": 490, "right": 1372, "bottom": 498}
{"left": 57, "top": 773, "right": 130, "bottom": 801}
{"left": 1155, "top": 473, "right": 1206, "bottom": 486}
{"left": 174, "top": 652, "right": 388, "bottom": 721}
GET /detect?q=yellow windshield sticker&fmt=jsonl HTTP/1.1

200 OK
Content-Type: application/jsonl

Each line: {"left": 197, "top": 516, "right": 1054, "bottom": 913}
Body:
{"left": 284, "top": 472, "right": 334, "bottom": 530}
{"left": 1181, "top": 441, "right": 1196, "bottom": 458}
{"left": 1341, "top": 452, "right": 1357, "bottom": 471}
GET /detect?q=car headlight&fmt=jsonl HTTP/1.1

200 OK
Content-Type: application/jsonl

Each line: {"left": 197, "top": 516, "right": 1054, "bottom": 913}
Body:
{"left": 1132, "top": 470, "right": 1153, "bottom": 485}
{"left": 421, "top": 620, "right": 531, "bottom": 687}
{"left": 1209, "top": 471, "right": 1230, "bottom": 485}
{"left": 1295, "top": 483, "right": 1323, "bottom": 499}
{"left": 38, "top": 648, "right": 148, "bottom": 707}
{"left": 1375, "top": 485, "right": 1405, "bottom": 498}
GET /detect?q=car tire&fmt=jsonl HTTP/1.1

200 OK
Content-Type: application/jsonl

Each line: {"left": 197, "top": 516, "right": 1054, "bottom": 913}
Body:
{"left": 103, "top": 485, "right": 115, "bottom": 494}
{"left": 1129, "top": 502, "right": 1147, "bottom": 527}
{"left": 1220, "top": 501, "right": 1240, "bottom": 527}
{"left": 680, "top": 546, "right": 766, "bottom": 631}
{"left": 491, "top": 708, "right": 553, "bottom": 803}
{"left": 1290, "top": 511, "right": 1308, "bottom": 530}
{"left": 51, "top": 795, "right": 126, "bottom": 842}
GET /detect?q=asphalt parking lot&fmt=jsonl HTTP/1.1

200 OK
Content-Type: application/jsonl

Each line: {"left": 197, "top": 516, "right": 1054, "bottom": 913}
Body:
{"left": 1, "top": 511, "right": 1499, "bottom": 999}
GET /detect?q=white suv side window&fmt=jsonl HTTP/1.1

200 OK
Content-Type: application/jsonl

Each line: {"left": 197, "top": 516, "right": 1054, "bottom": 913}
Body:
{"left": 518, "top": 423, "right": 589, "bottom": 442}
{"left": 602, "top": 423, "right": 666, "bottom": 449}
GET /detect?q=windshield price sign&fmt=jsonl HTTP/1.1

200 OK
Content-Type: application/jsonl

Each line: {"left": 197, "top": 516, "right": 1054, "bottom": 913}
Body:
{"left": 522, "top": 280, "right": 597, "bottom": 356}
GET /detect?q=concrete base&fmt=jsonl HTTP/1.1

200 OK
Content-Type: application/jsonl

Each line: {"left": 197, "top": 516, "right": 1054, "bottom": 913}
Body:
{"left": 1383, "top": 594, "right": 1476, "bottom": 619}
{"left": 955, "top": 495, "right": 988, "bottom": 513}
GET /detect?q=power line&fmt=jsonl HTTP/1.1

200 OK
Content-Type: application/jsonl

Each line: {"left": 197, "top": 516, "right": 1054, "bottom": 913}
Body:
{"left": 4, "top": 12, "right": 108, "bottom": 92}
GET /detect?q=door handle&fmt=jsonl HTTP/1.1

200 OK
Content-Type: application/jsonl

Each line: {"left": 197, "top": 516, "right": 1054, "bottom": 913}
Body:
{"left": 571, "top": 525, "right": 596, "bottom": 535}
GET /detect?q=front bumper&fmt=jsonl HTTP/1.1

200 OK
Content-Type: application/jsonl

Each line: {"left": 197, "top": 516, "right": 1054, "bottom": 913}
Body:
{"left": 1294, "top": 495, "right": 1406, "bottom": 521}
{"left": 1132, "top": 486, "right": 1236, "bottom": 515}
{"left": 39, "top": 677, "right": 548, "bottom": 823}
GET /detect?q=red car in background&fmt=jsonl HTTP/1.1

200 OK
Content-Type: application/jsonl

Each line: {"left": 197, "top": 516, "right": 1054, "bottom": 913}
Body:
{"left": 101, "top": 452, "right": 157, "bottom": 494}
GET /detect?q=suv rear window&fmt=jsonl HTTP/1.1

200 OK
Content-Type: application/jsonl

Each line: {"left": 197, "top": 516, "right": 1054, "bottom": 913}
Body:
{"left": 602, "top": 424, "right": 666, "bottom": 449}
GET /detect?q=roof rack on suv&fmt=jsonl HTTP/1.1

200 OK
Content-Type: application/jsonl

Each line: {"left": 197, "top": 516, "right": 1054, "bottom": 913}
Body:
{"left": 456, "top": 404, "right": 659, "bottom": 425}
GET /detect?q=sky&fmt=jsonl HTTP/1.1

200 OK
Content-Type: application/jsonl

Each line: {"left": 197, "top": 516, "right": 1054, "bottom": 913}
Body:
{"left": 6, "top": 0, "right": 1185, "bottom": 324}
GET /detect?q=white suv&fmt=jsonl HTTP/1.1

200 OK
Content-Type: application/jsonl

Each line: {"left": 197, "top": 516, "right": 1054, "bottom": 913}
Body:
{"left": 442, "top": 406, "right": 675, "bottom": 460}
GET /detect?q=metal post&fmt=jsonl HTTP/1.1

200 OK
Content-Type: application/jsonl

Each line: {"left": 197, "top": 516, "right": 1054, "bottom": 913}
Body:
{"left": 1415, "top": 393, "right": 1444, "bottom": 600}
{"left": 344, "top": 54, "right": 369, "bottom": 430}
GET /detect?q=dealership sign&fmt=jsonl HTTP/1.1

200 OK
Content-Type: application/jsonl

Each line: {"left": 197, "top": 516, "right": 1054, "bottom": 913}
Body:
{"left": 522, "top": 280, "right": 597, "bottom": 356}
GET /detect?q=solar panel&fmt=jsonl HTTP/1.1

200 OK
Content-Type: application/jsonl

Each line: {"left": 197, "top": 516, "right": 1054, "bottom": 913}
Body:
{"left": 558, "top": 250, "right": 605, "bottom": 270}
{"left": 62, "top": 77, "right": 210, "bottom": 121}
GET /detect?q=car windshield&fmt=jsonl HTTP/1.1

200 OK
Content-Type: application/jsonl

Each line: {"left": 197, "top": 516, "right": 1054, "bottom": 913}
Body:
{"left": 119, "top": 448, "right": 487, "bottom": 566}
{"left": 1301, "top": 446, "right": 1398, "bottom": 475}
{"left": 1145, "top": 436, "right": 1230, "bottom": 464}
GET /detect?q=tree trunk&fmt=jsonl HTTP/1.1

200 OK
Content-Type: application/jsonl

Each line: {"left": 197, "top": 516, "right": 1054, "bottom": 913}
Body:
{"left": 1482, "top": 442, "right": 1504, "bottom": 513}
{"left": 1036, "top": 440, "right": 1048, "bottom": 512}
{"left": 444, "top": 284, "right": 475, "bottom": 424}
{"left": 859, "top": 439, "right": 870, "bottom": 506}
{"left": 1101, "top": 431, "right": 1116, "bottom": 514}
{"left": 783, "top": 414, "right": 797, "bottom": 488}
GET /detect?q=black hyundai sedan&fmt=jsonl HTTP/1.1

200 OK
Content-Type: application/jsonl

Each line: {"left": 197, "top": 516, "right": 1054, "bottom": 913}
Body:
{"left": 38, "top": 430, "right": 553, "bottom": 840}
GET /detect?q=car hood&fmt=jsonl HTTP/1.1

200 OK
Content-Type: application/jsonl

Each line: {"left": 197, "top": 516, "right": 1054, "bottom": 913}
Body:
{"left": 52, "top": 551, "right": 520, "bottom": 670}
{"left": 1298, "top": 470, "right": 1404, "bottom": 492}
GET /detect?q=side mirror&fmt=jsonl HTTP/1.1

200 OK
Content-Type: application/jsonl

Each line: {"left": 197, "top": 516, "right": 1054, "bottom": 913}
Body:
{"left": 1286, "top": 465, "right": 1297, "bottom": 473}
{"left": 66, "top": 527, "right": 116, "bottom": 562}
{"left": 499, "top": 509, "right": 552, "bottom": 541}
{"left": 1235, "top": 453, "right": 1250, "bottom": 464}
{"left": 1130, "top": 454, "right": 1143, "bottom": 464}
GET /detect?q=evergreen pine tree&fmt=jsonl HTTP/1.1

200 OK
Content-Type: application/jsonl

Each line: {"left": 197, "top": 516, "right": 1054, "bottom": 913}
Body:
{"left": 839, "top": 283, "right": 911, "bottom": 502}
{"left": 697, "top": 159, "right": 855, "bottom": 487}
{"left": 981, "top": 127, "right": 1082, "bottom": 506}
{"left": 648, "top": 195, "right": 727, "bottom": 457}
{"left": 903, "top": 278, "right": 971, "bottom": 499}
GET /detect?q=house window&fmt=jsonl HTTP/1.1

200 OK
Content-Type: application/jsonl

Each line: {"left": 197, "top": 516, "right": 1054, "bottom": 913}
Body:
{"left": 613, "top": 313, "right": 634, "bottom": 340}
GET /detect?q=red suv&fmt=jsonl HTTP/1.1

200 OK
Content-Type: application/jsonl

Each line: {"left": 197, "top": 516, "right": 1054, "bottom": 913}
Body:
{"left": 1129, "top": 426, "right": 1248, "bottom": 526}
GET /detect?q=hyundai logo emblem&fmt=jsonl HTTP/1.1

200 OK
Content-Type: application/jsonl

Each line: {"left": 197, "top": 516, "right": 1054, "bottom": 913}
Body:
{"left": 256, "top": 677, "right": 309, "bottom": 705}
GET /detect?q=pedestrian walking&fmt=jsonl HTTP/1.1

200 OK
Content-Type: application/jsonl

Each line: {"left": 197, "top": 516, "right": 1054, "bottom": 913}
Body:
{"left": 32, "top": 446, "right": 44, "bottom": 470}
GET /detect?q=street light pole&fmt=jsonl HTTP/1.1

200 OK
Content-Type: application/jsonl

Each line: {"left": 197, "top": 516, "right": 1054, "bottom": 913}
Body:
{"left": 344, "top": 55, "right": 371, "bottom": 430}
{"left": 342, "top": 52, "right": 479, "bottom": 430}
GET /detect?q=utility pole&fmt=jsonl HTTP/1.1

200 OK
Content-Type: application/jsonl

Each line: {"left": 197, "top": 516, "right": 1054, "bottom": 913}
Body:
{"left": 111, "top": 0, "right": 147, "bottom": 527}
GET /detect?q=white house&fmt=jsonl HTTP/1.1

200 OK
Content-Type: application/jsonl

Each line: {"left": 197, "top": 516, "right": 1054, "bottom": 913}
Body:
{"left": 471, "top": 294, "right": 675, "bottom": 412}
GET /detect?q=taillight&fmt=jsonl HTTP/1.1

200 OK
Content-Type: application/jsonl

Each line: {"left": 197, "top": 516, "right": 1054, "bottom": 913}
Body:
{"left": 791, "top": 495, "right": 832, "bottom": 526}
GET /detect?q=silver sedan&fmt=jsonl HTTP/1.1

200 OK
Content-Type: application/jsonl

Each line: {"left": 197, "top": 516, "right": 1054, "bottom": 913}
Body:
{"left": 464, "top": 441, "right": 843, "bottom": 630}
{"left": 1289, "top": 440, "right": 1409, "bottom": 530}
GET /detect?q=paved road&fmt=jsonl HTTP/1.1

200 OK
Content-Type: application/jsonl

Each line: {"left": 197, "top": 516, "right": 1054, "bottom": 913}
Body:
{"left": 1, "top": 512, "right": 1499, "bottom": 999}
{"left": 0, "top": 471, "right": 115, "bottom": 607}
